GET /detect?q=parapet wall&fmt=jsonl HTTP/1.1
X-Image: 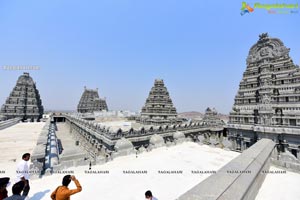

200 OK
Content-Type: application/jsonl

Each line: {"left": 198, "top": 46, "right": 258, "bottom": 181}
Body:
{"left": 64, "top": 114, "right": 225, "bottom": 151}
{"left": 30, "top": 119, "right": 51, "bottom": 177}
{"left": 178, "top": 139, "right": 276, "bottom": 200}
{"left": 0, "top": 117, "right": 21, "bottom": 130}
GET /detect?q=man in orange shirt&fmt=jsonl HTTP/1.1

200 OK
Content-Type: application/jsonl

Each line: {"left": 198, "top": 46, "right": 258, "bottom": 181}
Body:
{"left": 51, "top": 175, "right": 82, "bottom": 200}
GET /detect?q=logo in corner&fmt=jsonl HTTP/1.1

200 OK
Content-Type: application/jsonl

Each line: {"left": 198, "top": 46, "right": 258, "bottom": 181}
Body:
{"left": 241, "top": 2, "right": 254, "bottom": 15}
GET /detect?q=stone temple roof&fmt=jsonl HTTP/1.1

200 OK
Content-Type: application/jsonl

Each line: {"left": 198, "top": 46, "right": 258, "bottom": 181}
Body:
{"left": 247, "top": 32, "right": 290, "bottom": 65}
{"left": 77, "top": 87, "right": 108, "bottom": 113}
{"left": 139, "top": 78, "right": 178, "bottom": 125}
{"left": 229, "top": 33, "right": 300, "bottom": 127}
{"left": 1, "top": 72, "right": 43, "bottom": 121}
{"left": 84, "top": 86, "right": 99, "bottom": 93}
{"left": 206, "top": 107, "right": 212, "bottom": 112}
{"left": 17, "top": 72, "right": 35, "bottom": 85}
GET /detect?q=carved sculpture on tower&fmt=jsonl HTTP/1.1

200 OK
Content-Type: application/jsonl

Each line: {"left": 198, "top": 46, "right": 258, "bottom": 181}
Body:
{"left": 139, "top": 79, "right": 178, "bottom": 125}
{"left": 77, "top": 87, "right": 108, "bottom": 113}
{"left": 0, "top": 72, "right": 44, "bottom": 121}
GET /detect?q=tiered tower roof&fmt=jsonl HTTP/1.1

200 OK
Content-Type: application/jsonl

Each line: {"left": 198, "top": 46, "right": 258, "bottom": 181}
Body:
{"left": 203, "top": 107, "right": 224, "bottom": 127}
{"left": 229, "top": 33, "right": 300, "bottom": 127}
{"left": 140, "top": 79, "right": 178, "bottom": 125}
{"left": 0, "top": 72, "right": 44, "bottom": 121}
{"left": 77, "top": 87, "right": 108, "bottom": 113}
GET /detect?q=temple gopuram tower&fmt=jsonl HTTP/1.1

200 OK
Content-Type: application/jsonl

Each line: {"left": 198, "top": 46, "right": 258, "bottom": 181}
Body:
{"left": 203, "top": 107, "right": 225, "bottom": 128}
{"left": 0, "top": 72, "right": 44, "bottom": 121}
{"left": 139, "top": 79, "right": 178, "bottom": 125}
{"left": 228, "top": 33, "right": 300, "bottom": 158}
{"left": 77, "top": 87, "right": 108, "bottom": 113}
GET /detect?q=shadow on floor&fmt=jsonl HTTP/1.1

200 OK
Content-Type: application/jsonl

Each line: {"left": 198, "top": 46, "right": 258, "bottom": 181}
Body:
{"left": 29, "top": 189, "right": 51, "bottom": 200}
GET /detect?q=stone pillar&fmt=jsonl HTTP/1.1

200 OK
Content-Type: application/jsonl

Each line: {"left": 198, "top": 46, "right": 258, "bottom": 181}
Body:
{"left": 240, "top": 140, "right": 244, "bottom": 151}
{"left": 243, "top": 140, "right": 248, "bottom": 151}
{"left": 282, "top": 140, "right": 289, "bottom": 152}
{"left": 69, "top": 123, "right": 73, "bottom": 133}
{"left": 233, "top": 137, "right": 238, "bottom": 150}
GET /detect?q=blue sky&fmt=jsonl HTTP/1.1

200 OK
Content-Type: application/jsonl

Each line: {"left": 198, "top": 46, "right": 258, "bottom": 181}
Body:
{"left": 0, "top": 0, "right": 299, "bottom": 113}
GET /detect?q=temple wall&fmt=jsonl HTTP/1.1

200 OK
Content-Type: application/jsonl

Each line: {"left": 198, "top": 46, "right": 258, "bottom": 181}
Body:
{"left": 227, "top": 125, "right": 300, "bottom": 163}
{"left": 64, "top": 114, "right": 225, "bottom": 151}
{"left": 30, "top": 119, "right": 51, "bottom": 178}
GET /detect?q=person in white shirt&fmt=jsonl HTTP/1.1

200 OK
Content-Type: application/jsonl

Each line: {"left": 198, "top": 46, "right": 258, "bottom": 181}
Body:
{"left": 16, "top": 153, "right": 30, "bottom": 197}
{"left": 145, "top": 190, "right": 158, "bottom": 200}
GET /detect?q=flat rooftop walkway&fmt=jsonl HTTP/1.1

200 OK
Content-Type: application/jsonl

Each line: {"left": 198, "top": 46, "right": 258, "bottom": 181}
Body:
{"left": 55, "top": 123, "right": 87, "bottom": 162}
{"left": 0, "top": 122, "right": 45, "bottom": 171}
{"left": 256, "top": 165, "right": 300, "bottom": 200}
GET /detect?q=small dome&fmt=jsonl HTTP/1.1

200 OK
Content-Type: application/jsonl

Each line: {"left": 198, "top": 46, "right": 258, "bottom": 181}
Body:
{"left": 154, "top": 79, "right": 164, "bottom": 83}
{"left": 138, "top": 146, "right": 147, "bottom": 153}
{"left": 149, "top": 134, "right": 164, "bottom": 146}
{"left": 109, "top": 127, "right": 121, "bottom": 133}
{"left": 114, "top": 137, "right": 133, "bottom": 152}
{"left": 173, "top": 131, "right": 185, "bottom": 140}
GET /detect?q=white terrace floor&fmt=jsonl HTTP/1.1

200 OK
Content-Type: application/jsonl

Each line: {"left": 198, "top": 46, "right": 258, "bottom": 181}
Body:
{"left": 0, "top": 122, "right": 45, "bottom": 170}
{"left": 1, "top": 123, "right": 299, "bottom": 200}
{"left": 0, "top": 123, "right": 239, "bottom": 200}
{"left": 28, "top": 142, "right": 239, "bottom": 200}
{"left": 256, "top": 165, "right": 300, "bottom": 200}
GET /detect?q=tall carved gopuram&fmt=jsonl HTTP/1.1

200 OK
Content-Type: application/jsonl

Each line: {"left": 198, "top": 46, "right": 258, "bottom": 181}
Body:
{"left": 228, "top": 33, "right": 300, "bottom": 158}
{"left": 139, "top": 79, "right": 178, "bottom": 125}
{"left": 0, "top": 72, "right": 44, "bottom": 121}
{"left": 77, "top": 87, "right": 108, "bottom": 113}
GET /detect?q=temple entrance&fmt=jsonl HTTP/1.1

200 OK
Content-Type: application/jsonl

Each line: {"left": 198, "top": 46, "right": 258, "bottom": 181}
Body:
{"left": 245, "top": 142, "right": 251, "bottom": 148}
{"left": 236, "top": 135, "right": 242, "bottom": 151}
{"left": 275, "top": 108, "right": 283, "bottom": 125}
{"left": 223, "top": 128, "right": 227, "bottom": 137}
{"left": 255, "top": 90, "right": 260, "bottom": 103}
{"left": 254, "top": 109, "right": 259, "bottom": 124}
{"left": 290, "top": 119, "right": 296, "bottom": 126}
{"left": 291, "top": 149, "right": 298, "bottom": 158}
{"left": 53, "top": 116, "right": 66, "bottom": 122}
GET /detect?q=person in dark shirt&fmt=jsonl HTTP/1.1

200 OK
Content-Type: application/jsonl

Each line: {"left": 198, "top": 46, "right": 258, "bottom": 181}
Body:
{"left": 0, "top": 177, "right": 10, "bottom": 200}
{"left": 4, "top": 181, "right": 25, "bottom": 200}
{"left": 145, "top": 190, "right": 158, "bottom": 200}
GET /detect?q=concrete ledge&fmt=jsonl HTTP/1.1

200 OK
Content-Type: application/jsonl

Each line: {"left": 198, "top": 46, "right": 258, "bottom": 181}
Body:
{"left": 177, "top": 139, "right": 276, "bottom": 200}
{"left": 31, "top": 119, "right": 51, "bottom": 173}
{"left": 0, "top": 118, "right": 21, "bottom": 130}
